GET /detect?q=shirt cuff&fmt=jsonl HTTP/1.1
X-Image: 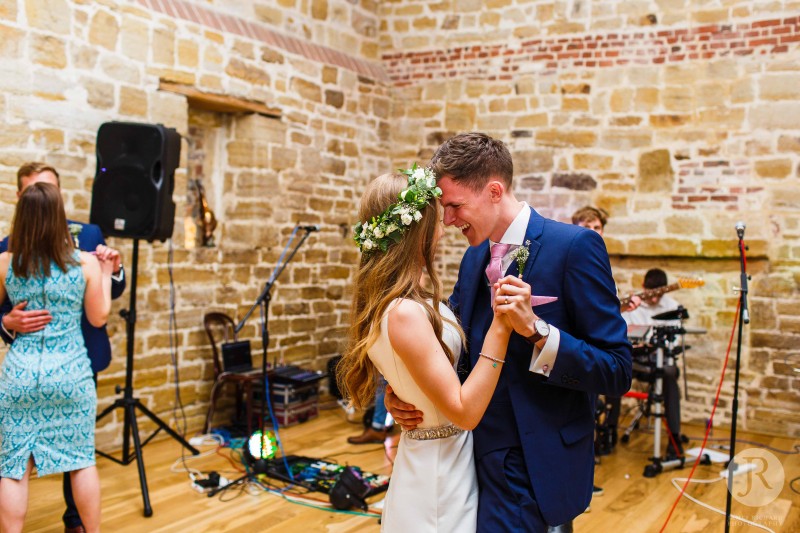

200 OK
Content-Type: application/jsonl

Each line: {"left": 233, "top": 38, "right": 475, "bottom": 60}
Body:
{"left": 1, "top": 320, "right": 16, "bottom": 341}
{"left": 529, "top": 326, "right": 560, "bottom": 377}
{"left": 111, "top": 265, "right": 124, "bottom": 283}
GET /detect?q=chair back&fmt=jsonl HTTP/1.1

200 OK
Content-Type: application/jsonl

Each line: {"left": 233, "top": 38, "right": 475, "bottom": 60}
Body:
{"left": 204, "top": 312, "right": 238, "bottom": 377}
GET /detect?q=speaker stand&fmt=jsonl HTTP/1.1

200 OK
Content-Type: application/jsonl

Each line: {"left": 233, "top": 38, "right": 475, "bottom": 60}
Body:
{"left": 95, "top": 239, "right": 199, "bottom": 517}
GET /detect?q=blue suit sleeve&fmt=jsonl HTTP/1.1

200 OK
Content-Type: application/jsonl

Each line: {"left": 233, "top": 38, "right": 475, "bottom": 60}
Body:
{"left": 548, "top": 229, "right": 632, "bottom": 397}
{"left": 0, "top": 237, "right": 11, "bottom": 345}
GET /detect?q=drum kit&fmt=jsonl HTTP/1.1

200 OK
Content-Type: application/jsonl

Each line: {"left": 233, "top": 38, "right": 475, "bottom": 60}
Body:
{"left": 620, "top": 306, "right": 707, "bottom": 477}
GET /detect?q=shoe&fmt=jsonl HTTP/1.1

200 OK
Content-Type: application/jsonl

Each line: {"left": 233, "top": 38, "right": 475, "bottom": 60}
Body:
{"left": 592, "top": 485, "right": 605, "bottom": 496}
{"left": 347, "top": 427, "right": 387, "bottom": 445}
{"left": 65, "top": 526, "right": 86, "bottom": 533}
{"left": 337, "top": 399, "right": 361, "bottom": 423}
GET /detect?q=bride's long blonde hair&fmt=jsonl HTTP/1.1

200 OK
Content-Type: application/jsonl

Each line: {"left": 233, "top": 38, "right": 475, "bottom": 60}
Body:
{"left": 338, "top": 173, "right": 464, "bottom": 409}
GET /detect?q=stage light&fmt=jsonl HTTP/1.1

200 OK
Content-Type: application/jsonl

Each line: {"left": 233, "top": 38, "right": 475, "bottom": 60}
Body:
{"left": 244, "top": 430, "right": 278, "bottom": 463}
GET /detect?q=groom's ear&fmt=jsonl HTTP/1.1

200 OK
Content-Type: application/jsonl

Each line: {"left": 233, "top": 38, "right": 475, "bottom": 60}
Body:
{"left": 487, "top": 180, "right": 505, "bottom": 202}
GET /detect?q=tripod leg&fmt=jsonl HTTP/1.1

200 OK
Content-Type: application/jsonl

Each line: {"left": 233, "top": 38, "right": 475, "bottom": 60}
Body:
{"left": 134, "top": 400, "right": 200, "bottom": 455}
{"left": 126, "top": 402, "right": 153, "bottom": 517}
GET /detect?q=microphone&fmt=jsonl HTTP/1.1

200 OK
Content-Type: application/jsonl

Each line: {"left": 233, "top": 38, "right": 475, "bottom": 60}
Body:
{"left": 299, "top": 225, "right": 320, "bottom": 232}
{"left": 735, "top": 221, "right": 745, "bottom": 240}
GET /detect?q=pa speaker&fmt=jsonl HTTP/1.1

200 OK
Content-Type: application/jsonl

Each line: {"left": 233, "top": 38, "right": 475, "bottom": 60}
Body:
{"left": 90, "top": 121, "right": 181, "bottom": 242}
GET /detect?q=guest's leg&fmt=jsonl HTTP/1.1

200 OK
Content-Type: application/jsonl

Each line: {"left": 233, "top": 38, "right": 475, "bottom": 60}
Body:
{"left": 372, "top": 378, "right": 390, "bottom": 430}
{"left": 0, "top": 456, "right": 34, "bottom": 533}
{"left": 70, "top": 466, "right": 100, "bottom": 533}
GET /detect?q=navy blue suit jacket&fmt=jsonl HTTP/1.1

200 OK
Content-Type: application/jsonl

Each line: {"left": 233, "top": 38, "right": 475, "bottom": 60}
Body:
{"left": 0, "top": 221, "right": 126, "bottom": 373}
{"left": 450, "top": 207, "right": 632, "bottom": 526}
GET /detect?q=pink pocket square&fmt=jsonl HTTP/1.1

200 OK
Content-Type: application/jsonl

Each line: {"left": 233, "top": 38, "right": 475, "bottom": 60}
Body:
{"left": 531, "top": 295, "right": 558, "bottom": 306}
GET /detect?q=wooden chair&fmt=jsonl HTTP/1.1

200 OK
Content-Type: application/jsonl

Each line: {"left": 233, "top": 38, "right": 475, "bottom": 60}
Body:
{"left": 203, "top": 312, "right": 264, "bottom": 435}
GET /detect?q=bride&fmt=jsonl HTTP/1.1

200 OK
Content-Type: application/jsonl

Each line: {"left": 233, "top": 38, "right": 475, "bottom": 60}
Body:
{"left": 338, "top": 168, "right": 523, "bottom": 531}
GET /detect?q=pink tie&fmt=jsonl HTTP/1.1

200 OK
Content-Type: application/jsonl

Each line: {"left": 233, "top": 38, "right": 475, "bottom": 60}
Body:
{"left": 486, "top": 243, "right": 511, "bottom": 306}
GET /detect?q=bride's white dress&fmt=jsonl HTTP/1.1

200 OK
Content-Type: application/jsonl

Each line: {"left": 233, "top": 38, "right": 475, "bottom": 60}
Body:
{"left": 369, "top": 299, "right": 477, "bottom": 532}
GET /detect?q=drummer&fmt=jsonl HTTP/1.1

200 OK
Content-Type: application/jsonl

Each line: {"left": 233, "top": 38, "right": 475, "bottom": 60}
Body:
{"left": 622, "top": 268, "right": 685, "bottom": 459}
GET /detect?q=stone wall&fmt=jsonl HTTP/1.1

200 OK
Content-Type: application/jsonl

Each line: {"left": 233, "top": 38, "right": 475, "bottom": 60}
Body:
{"left": 0, "top": 0, "right": 797, "bottom": 447}
{"left": 0, "top": 0, "right": 389, "bottom": 448}
{"left": 381, "top": 1, "right": 800, "bottom": 437}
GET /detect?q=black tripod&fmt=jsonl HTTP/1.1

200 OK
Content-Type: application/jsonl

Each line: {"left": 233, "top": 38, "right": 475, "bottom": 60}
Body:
{"left": 96, "top": 239, "right": 200, "bottom": 517}
{"left": 208, "top": 225, "right": 317, "bottom": 497}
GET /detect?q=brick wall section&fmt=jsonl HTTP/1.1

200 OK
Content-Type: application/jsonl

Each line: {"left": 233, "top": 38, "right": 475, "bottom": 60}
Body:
{"left": 383, "top": 17, "right": 799, "bottom": 85}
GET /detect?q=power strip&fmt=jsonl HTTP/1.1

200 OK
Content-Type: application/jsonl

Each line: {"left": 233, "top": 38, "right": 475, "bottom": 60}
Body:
{"left": 720, "top": 462, "right": 757, "bottom": 479}
{"left": 192, "top": 475, "right": 230, "bottom": 493}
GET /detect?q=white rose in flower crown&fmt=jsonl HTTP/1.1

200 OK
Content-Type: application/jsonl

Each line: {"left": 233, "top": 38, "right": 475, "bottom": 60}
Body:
{"left": 385, "top": 223, "right": 398, "bottom": 234}
{"left": 412, "top": 168, "right": 426, "bottom": 181}
{"left": 401, "top": 212, "right": 413, "bottom": 225}
{"left": 373, "top": 227, "right": 384, "bottom": 238}
{"left": 413, "top": 210, "right": 422, "bottom": 221}
{"left": 363, "top": 239, "right": 375, "bottom": 251}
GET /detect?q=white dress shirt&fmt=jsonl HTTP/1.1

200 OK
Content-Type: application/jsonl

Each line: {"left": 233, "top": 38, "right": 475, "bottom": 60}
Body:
{"left": 489, "top": 202, "right": 560, "bottom": 378}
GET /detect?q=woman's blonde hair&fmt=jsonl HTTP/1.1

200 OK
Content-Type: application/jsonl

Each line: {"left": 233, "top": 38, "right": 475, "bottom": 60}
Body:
{"left": 338, "top": 173, "right": 464, "bottom": 408}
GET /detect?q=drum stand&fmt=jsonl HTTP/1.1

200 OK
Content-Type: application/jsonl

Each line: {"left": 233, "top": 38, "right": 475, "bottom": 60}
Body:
{"left": 642, "top": 325, "right": 685, "bottom": 477}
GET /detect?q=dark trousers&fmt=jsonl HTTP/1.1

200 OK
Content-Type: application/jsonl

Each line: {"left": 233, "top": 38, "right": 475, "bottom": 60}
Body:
{"left": 63, "top": 372, "right": 98, "bottom": 528}
{"left": 476, "top": 447, "right": 547, "bottom": 533}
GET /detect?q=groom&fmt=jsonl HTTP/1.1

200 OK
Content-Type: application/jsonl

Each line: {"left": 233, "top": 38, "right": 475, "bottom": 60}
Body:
{"left": 388, "top": 133, "right": 632, "bottom": 531}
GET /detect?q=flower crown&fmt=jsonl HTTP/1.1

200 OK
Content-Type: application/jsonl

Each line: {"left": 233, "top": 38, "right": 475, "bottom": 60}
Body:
{"left": 354, "top": 164, "right": 442, "bottom": 254}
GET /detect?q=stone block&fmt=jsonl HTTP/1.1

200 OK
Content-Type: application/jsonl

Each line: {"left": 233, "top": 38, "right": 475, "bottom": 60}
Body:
{"left": 751, "top": 102, "right": 800, "bottom": 130}
{"left": 0, "top": 0, "right": 17, "bottom": 19}
{"left": 514, "top": 113, "right": 548, "bottom": 128}
{"left": 777, "top": 135, "right": 800, "bottom": 153}
{"left": 601, "top": 130, "right": 651, "bottom": 150}
{"left": 665, "top": 214, "right": 703, "bottom": 235}
{"left": 152, "top": 27, "right": 174, "bottom": 65}
{"left": 292, "top": 77, "right": 322, "bottom": 103}
{"left": 445, "top": 102, "right": 475, "bottom": 131}
{"left": 312, "top": 0, "right": 327, "bottom": 20}
{"left": 119, "top": 16, "right": 149, "bottom": 62}
{"left": 85, "top": 79, "right": 115, "bottom": 110}
{"left": 609, "top": 88, "right": 633, "bottom": 113}
{"left": 226, "top": 58, "right": 270, "bottom": 85}
{"left": 0, "top": 24, "right": 23, "bottom": 58}
{"left": 235, "top": 114, "right": 286, "bottom": 143}
{"left": 25, "top": 0, "right": 70, "bottom": 34}
{"left": 759, "top": 74, "right": 800, "bottom": 101}
{"left": 662, "top": 86, "right": 693, "bottom": 113}
{"left": 271, "top": 146, "right": 297, "bottom": 171}
{"left": 637, "top": 149, "right": 673, "bottom": 192}
{"left": 178, "top": 39, "right": 199, "bottom": 69}
{"left": 407, "top": 103, "right": 443, "bottom": 119}
{"left": 536, "top": 130, "right": 596, "bottom": 148}
{"left": 552, "top": 172, "right": 596, "bottom": 191}
{"left": 755, "top": 159, "right": 792, "bottom": 179}
{"left": 31, "top": 34, "right": 66, "bottom": 68}
{"left": 628, "top": 238, "right": 696, "bottom": 256}
{"left": 88, "top": 9, "right": 119, "bottom": 51}
{"left": 514, "top": 150, "right": 554, "bottom": 174}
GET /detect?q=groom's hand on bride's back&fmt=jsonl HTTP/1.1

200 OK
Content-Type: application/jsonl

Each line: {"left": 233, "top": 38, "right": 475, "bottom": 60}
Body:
{"left": 385, "top": 385, "right": 424, "bottom": 430}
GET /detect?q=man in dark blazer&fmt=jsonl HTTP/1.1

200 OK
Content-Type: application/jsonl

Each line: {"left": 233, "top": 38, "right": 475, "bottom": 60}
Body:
{"left": 0, "top": 162, "right": 126, "bottom": 533}
{"left": 388, "top": 133, "right": 632, "bottom": 531}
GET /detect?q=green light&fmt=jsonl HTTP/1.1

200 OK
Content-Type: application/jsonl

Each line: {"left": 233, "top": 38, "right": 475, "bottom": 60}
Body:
{"left": 247, "top": 430, "right": 277, "bottom": 460}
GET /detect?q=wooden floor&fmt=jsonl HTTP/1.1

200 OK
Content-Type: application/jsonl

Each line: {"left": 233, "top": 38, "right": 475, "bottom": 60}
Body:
{"left": 23, "top": 403, "right": 800, "bottom": 532}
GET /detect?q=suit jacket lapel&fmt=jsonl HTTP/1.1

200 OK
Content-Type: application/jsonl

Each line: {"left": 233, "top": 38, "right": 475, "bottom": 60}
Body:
{"left": 459, "top": 241, "right": 490, "bottom": 334}
{"left": 521, "top": 207, "right": 544, "bottom": 281}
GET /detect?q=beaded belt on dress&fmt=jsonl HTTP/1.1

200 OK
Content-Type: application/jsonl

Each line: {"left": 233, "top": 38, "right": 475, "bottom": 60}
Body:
{"left": 403, "top": 423, "right": 463, "bottom": 441}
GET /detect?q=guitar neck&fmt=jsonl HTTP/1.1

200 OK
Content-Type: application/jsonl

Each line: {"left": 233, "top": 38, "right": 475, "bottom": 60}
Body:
{"left": 620, "top": 282, "right": 681, "bottom": 308}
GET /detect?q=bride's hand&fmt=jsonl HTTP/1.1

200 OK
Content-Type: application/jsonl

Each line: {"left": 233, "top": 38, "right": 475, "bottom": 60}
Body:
{"left": 494, "top": 276, "right": 537, "bottom": 337}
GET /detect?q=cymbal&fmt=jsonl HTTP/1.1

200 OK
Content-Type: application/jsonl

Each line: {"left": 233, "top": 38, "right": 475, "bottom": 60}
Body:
{"left": 652, "top": 306, "right": 690, "bottom": 321}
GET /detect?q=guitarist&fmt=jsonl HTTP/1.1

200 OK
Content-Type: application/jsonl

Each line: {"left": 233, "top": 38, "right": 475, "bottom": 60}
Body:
{"left": 623, "top": 268, "right": 685, "bottom": 458}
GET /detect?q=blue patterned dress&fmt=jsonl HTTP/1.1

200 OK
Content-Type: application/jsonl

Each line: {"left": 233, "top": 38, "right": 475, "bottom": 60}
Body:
{"left": 0, "top": 251, "right": 96, "bottom": 479}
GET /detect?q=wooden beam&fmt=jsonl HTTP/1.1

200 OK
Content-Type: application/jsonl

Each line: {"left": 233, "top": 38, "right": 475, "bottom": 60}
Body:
{"left": 159, "top": 81, "right": 281, "bottom": 118}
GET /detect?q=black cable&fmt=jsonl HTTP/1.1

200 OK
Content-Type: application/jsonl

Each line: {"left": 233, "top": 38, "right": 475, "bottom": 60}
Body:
{"left": 168, "top": 239, "right": 190, "bottom": 478}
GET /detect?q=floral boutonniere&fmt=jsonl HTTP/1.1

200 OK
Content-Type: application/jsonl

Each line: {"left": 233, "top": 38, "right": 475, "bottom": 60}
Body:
{"left": 511, "top": 240, "right": 531, "bottom": 276}
{"left": 68, "top": 223, "right": 82, "bottom": 248}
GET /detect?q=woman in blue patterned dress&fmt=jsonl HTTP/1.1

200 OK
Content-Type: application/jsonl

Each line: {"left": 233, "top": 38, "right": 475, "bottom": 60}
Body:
{"left": 0, "top": 182, "right": 112, "bottom": 533}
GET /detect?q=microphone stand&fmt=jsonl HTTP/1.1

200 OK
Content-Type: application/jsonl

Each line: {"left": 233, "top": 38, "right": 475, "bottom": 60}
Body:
{"left": 724, "top": 224, "right": 749, "bottom": 532}
{"left": 209, "top": 226, "right": 315, "bottom": 496}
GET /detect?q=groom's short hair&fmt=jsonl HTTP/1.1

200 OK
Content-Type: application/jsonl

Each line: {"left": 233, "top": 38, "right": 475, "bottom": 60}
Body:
{"left": 430, "top": 132, "right": 513, "bottom": 192}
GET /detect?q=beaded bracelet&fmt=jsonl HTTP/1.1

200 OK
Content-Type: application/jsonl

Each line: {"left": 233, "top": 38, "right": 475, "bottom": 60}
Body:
{"left": 479, "top": 352, "right": 506, "bottom": 368}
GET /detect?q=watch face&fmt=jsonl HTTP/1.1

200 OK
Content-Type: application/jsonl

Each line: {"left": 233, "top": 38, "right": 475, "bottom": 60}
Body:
{"left": 535, "top": 319, "right": 549, "bottom": 336}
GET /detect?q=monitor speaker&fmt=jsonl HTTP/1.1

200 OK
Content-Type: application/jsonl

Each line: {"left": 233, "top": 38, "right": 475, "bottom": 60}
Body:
{"left": 90, "top": 121, "right": 181, "bottom": 242}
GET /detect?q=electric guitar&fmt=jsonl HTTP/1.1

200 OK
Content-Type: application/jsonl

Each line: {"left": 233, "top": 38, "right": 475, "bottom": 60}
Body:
{"left": 619, "top": 277, "right": 705, "bottom": 308}
{"left": 192, "top": 179, "right": 217, "bottom": 246}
